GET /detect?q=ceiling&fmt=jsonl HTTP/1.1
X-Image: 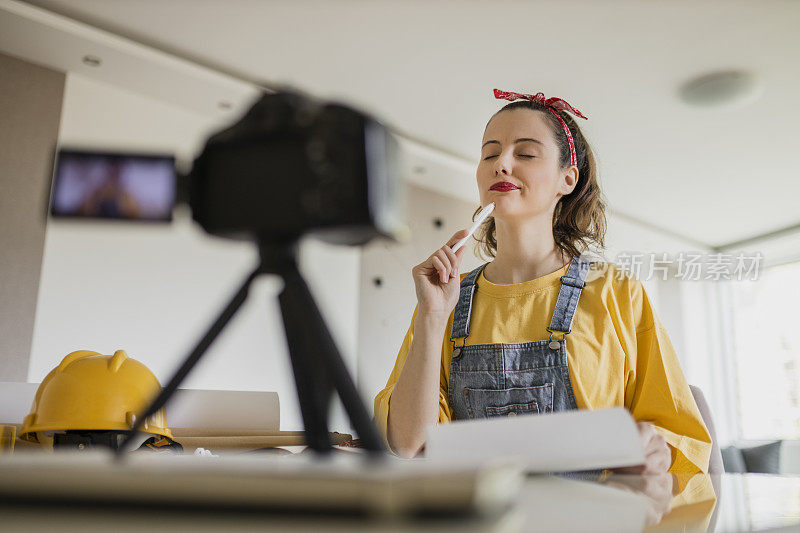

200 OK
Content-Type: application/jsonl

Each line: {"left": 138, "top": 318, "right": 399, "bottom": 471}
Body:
{"left": 9, "top": 0, "right": 800, "bottom": 249}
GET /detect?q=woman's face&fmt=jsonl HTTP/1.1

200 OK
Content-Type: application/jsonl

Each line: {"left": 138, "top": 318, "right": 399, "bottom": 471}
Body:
{"left": 477, "top": 108, "right": 576, "bottom": 221}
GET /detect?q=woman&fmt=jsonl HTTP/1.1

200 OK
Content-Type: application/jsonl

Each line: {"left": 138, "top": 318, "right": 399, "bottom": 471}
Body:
{"left": 374, "top": 89, "right": 712, "bottom": 475}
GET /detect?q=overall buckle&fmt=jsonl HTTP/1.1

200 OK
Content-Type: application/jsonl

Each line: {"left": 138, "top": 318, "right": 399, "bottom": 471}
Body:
{"left": 546, "top": 327, "right": 567, "bottom": 350}
{"left": 560, "top": 275, "right": 585, "bottom": 289}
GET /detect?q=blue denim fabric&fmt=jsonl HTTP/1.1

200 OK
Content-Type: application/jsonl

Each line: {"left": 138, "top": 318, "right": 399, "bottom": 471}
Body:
{"left": 448, "top": 256, "right": 592, "bottom": 421}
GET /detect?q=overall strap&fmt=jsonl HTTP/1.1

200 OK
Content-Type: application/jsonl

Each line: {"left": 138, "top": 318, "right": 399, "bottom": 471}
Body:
{"left": 450, "top": 263, "right": 489, "bottom": 340}
{"left": 547, "top": 256, "right": 592, "bottom": 335}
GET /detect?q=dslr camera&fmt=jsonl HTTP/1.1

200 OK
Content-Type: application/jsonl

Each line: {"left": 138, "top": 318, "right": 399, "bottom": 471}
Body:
{"left": 188, "top": 88, "right": 405, "bottom": 245}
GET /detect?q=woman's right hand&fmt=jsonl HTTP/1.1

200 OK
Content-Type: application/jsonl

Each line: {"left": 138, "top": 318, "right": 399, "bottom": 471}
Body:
{"left": 412, "top": 229, "right": 469, "bottom": 317}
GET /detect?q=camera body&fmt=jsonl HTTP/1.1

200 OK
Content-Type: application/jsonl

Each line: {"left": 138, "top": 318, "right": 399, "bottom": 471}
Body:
{"left": 188, "top": 90, "right": 404, "bottom": 245}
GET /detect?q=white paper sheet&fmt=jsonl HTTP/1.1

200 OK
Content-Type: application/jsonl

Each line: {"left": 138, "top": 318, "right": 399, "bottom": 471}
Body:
{"left": 166, "top": 389, "right": 279, "bottom": 430}
{"left": 0, "top": 383, "right": 280, "bottom": 431}
{"left": 425, "top": 407, "right": 646, "bottom": 472}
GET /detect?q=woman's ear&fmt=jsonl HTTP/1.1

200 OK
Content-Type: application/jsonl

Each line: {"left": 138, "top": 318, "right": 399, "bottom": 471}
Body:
{"left": 560, "top": 166, "right": 579, "bottom": 196}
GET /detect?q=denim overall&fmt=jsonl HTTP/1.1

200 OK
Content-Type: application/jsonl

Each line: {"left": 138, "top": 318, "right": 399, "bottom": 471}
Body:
{"left": 448, "top": 256, "right": 592, "bottom": 421}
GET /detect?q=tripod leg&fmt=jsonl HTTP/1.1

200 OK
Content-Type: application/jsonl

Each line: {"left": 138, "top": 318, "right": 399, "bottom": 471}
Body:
{"left": 117, "top": 266, "right": 262, "bottom": 456}
{"left": 279, "top": 278, "right": 334, "bottom": 452}
{"left": 279, "top": 264, "right": 386, "bottom": 454}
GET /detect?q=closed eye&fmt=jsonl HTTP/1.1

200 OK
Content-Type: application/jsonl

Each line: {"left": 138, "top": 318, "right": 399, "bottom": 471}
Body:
{"left": 482, "top": 155, "right": 535, "bottom": 160}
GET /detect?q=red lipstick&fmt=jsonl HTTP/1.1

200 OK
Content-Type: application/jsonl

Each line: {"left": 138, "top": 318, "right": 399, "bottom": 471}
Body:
{"left": 490, "top": 181, "right": 520, "bottom": 192}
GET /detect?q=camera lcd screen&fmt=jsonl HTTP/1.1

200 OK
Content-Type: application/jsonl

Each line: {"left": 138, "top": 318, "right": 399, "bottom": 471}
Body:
{"left": 50, "top": 150, "right": 176, "bottom": 221}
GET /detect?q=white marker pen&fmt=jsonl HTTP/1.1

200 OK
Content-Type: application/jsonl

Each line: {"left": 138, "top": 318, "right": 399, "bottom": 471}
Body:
{"left": 451, "top": 202, "right": 495, "bottom": 253}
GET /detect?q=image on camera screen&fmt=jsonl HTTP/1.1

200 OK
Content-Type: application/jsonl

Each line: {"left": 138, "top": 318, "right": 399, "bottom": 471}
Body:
{"left": 50, "top": 150, "right": 176, "bottom": 222}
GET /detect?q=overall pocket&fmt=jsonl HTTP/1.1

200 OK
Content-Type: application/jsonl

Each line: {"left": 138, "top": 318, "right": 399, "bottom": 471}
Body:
{"left": 463, "top": 383, "right": 554, "bottom": 419}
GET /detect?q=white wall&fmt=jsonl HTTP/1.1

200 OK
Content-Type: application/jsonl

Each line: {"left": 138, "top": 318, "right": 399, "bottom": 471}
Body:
{"left": 29, "top": 73, "right": 362, "bottom": 433}
{"left": 357, "top": 183, "right": 485, "bottom": 405}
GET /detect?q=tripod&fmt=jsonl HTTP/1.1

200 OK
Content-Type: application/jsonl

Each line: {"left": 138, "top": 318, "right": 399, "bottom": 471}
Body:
{"left": 117, "top": 238, "right": 386, "bottom": 456}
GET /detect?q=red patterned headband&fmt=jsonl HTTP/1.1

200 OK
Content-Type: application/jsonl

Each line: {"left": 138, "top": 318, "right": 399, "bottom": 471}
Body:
{"left": 493, "top": 88, "right": 587, "bottom": 167}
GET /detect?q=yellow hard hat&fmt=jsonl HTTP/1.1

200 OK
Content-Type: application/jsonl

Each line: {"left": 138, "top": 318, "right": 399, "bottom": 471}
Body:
{"left": 19, "top": 350, "right": 172, "bottom": 444}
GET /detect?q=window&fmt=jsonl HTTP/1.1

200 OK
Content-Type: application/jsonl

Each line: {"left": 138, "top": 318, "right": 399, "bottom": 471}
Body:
{"left": 730, "top": 261, "right": 800, "bottom": 440}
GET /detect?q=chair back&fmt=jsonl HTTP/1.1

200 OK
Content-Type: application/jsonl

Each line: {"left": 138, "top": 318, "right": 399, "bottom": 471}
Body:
{"left": 689, "top": 385, "right": 724, "bottom": 474}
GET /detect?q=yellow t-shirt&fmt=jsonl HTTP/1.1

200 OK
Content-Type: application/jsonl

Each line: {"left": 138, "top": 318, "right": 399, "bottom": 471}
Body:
{"left": 373, "top": 261, "right": 712, "bottom": 474}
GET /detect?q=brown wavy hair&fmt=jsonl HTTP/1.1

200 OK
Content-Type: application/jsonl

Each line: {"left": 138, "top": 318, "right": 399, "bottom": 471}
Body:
{"left": 472, "top": 100, "right": 607, "bottom": 261}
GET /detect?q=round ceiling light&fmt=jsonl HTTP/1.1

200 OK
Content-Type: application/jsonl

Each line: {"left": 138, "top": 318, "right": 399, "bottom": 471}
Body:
{"left": 679, "top": 70, "right": 763, "bottom": 109}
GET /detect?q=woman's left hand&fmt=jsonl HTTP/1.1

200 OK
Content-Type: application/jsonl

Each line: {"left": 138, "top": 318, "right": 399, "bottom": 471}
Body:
{"left": 614, "top": 422, "right": 672, "bottom": 474}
